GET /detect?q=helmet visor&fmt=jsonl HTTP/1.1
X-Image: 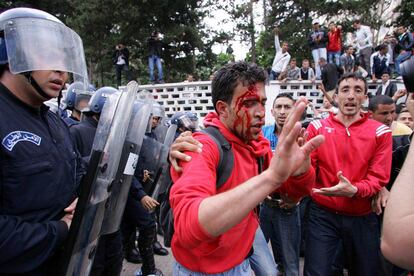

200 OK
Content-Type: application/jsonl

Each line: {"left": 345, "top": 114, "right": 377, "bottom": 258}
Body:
{"left": 4, "top": 17, "right": 89, "bottom": 85}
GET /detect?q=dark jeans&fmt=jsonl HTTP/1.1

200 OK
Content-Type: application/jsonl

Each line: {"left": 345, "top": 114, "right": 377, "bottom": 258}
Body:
{"left": 358, "top": 47, "right": 372, "bottom": 75}
{"left": 304, "top": 201, "right": 380, "bottom": 276}
{"left": 270, "top": 70, "right": 281, "bottom": 81}
{"left": 260, "top": 202, "right": 301, "bottom": 276}
{"left": 121, "top": 189, "right": 156, "bottom": 251}
{"left": 115, "top": 64, "right": 132, "bottom": 87}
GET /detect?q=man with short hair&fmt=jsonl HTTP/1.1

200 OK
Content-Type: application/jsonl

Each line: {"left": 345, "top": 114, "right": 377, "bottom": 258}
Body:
{"left": 340, "top": 45, "right": 355, "bottom": 74}
{"left": 320, "top": 57, "right": 340, "bottom": 93}
{"left": 397, "top": 109, "right": 414, "bottom": 129}
{"left": 370, "top": 44, "right": 390, "bottom": 81}
{"left": 299, "top": 59, "right": 316, "bottom": 81}
{"left": 279, "top": 58, "right": 300, "bottom": 82}
{"left": 304, "top": 74, "right": 392, "bottom": 275}
{"left": 395, "top": 25, "right": 414, "bottom": 76}
{"left": 375, "top": 71, "right": 397, "bottom": 99}
{"left": 270, "top": 27, "right": 291, "bottom": 80}
{"left": 353, "top": 20, "right": 373, "bottom": 74}
{"left": 261, "top": 93, "right": 302, "bottom": 276}
{"left": 169, "top": 61, "right": 324, "bottom": 275}
{"left": 309, "top": 19, "right": 328, "bottom": 79}
{"left": 369, "top": 95, "right": 412, "bottom": 137}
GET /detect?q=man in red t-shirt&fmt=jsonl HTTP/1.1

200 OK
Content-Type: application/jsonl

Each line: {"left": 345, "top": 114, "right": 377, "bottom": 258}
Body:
{"left": 327, "top": 22, "right": 342, "bottom": 66}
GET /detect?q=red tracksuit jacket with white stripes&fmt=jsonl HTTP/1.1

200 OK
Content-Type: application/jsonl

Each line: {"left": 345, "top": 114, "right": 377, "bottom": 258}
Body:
{"left": 307, "top": 112, "right": 392, "bottom": 216}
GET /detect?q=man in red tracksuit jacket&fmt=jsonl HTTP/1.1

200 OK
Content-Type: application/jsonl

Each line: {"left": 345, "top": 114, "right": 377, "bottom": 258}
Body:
{"left": 304, "top": 74, "right": 393, "bottom": 276}
{"left": 169, "top": 62, "right": 324, "bottom": 275}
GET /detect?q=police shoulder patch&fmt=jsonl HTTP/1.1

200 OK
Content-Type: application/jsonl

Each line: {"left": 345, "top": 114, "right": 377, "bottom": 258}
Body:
{"left": 2, "top": 131, "right": 42, "bottom": 151}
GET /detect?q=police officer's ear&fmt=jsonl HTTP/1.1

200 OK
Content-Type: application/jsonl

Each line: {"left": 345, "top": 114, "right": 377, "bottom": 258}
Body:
{"left": 216, "top": 100, "right": 230, "bottom": 119}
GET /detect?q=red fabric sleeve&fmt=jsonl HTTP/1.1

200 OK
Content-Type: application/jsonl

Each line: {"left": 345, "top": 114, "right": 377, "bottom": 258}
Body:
{"left": 276, "top": 166, "right": 315, "bottom": 201}
{"left": 274, "top": 123, "right": 318, "bottom": 201}
{"left": 169, "top": 134, "right": 218, "bottom": 249}
{"left": 354, "top": 131, "right": 392, "bottom": 198}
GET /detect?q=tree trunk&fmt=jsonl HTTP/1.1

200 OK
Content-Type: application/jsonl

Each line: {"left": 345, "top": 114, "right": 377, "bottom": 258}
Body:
{"left": 249, "top": 0, "right": 256, "bottom": 63}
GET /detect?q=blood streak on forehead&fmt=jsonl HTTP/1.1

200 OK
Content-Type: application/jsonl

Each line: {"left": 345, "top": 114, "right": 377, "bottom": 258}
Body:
{"left": 232, "top": 85, "right": 261, "bottom": 140}
{"left": 234, "top": 85, "right": 260, "bottom": 108}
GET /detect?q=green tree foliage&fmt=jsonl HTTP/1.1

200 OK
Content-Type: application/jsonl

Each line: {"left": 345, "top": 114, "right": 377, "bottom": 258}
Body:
{"left": 1, "top": 0, "right": 222, "bottom": 85}
{"left": 394, "top": 0, "right": 414, "bottom": 29}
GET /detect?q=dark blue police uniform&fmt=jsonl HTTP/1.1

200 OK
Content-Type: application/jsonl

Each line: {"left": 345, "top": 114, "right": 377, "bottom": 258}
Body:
{"left": 0, "top": 83, "right": 82, "bottom": 274}
{"left": 63, "top": 116, "right": 80, "bottom": 128}
{"left": 69, "top": 115, "right": 98, "bottom": 157}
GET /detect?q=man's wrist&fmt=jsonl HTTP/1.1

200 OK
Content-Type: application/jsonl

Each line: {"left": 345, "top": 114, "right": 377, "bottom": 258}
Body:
{"left": 262, "top": 170, "right": 284, "bottom": 189}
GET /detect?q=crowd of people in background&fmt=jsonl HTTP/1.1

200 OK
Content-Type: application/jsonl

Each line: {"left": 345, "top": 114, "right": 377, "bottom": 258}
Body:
{"left": 113, "top": 19, "right": 413, "bottom": 89}
{"left": 271, "top": 19, "right": 413, "bottom": 84}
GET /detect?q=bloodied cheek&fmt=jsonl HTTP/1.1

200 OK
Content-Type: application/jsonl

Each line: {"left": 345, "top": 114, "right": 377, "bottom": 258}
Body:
{"left": 232, "top": 85, "right": 262, "bottom": 140}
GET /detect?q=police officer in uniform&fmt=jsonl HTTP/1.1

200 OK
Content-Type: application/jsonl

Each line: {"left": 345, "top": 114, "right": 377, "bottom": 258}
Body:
{"left": 0, "top": 7, "right": 88, "bottom": 274}
{"left": 70, "top": 86, "right": 124, "bottom": 276}
{"left": 63, "top": 81, "right": 94, "bottom": 127}
{"left": 121, "top": 102, "right": 167, "bottom": 276}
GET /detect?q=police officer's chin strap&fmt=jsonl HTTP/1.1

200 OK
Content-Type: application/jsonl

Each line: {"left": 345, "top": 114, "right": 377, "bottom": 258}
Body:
{"left": 22, "top": 72, "right": 53, "bottom": 100}
{"left": 22, "top": 72, "right": 64, "bottom": 116}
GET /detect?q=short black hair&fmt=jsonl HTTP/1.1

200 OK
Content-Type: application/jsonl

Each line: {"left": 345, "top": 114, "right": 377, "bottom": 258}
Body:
{"left": 368, "top": 95, "right": 395, "bottom": 112}
{"left": 212, "top": 61, "right": 268, "bottom": 111}
{"left": 381, "top": 70, "right": 391, "bottom": 77}
{"left": 273, "top": 92, "right": 295, "bottom": 107}
{"left": 344, "top": 45, "right": 353, "bottom": 51}
{"left": 377, "top": 44, "right": 387, "bottom": 51}
{"left": 335, "top": 73, "right": 368, "bottom": 94}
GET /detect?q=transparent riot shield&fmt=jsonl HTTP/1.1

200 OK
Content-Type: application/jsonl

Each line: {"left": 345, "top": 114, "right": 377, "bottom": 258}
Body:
{"left": 152, "top": 116, "right": 168, "bottom": 143}
{"left": 100, "top": 89, "right": 153, "bottom": 235}
{"left": 136, "top": 136, "right": 167, "bottom": 196}
{"left": 59, "top": 82, "right": 137, "bottom": 276}
{"left": 151, "top": 124, "right": 177, "bottom": 200}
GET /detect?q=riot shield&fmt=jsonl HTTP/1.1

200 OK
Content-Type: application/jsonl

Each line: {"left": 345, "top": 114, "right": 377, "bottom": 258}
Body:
{"left": 100, "top": 89, "right": 153, "bottom": 235}
{"left": 151, "top": 124, "right": 177, "bottom": 201}
{"left": 135, "top": 136, "right": 167, "bottom": 196}
{"left": 59, "top": 82, "right": 137, "bottom": 276}
{"left": 152, "top": 115, "right": 168, "bottom": 143}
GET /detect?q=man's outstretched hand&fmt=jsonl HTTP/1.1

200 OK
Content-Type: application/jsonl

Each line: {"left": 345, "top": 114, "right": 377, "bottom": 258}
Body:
{"left": 313, "top": 171, "right": 358, "bottom": 197}
{"left": 269, "top": 97, "right": 324, "bottom": 185}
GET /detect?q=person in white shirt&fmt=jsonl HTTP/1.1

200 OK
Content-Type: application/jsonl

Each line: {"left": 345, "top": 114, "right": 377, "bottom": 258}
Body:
{"left": 270, "top": 27, "right": 291, "bottom": 80}
{"left": 353, "top": 20, "right": 373, "bottom": 75}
